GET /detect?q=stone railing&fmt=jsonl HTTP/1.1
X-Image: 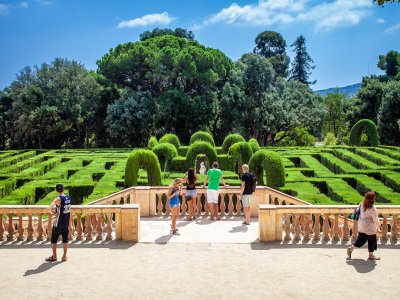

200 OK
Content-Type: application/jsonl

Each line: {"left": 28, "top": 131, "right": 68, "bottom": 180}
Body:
{"left": 259, "top": 205, "right": 400, "bottom": 243}
{"left": 0, "top": 205, "right": 140, "bottom": 242}
{"left": 88, "top": 186, "right": 310, "bottom": 217}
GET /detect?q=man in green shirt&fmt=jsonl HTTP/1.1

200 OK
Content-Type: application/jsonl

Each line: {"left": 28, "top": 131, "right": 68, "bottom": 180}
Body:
{"left": 203, "top": 161, "right": 227, "bottom": 220}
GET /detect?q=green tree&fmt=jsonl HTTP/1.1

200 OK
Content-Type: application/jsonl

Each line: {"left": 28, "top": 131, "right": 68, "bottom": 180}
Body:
{"left": 0, "top": 91, "right": 12, "bottom": 149}
{"left": 376, "top": 0, "right": 400, "bottom": 6}
{"left": 253, "top": 31, "right": 290, "bottom": 79}
{"left": 274, "top": 127, "right": 317, "bottom": 146}
{"left": 289, "top": 35, "right": 316, "bottom": 85}
{"left": 139, "top": 27, "right": 195, "bottom": 41}
{"left": 378, "top": 50, "right": 400, "bottom": 77}
{"left": 323, "top": 90, "right": 347, "bottom": 139}
{"left": 378, "top": 80, "right": 400, "bottom": 145}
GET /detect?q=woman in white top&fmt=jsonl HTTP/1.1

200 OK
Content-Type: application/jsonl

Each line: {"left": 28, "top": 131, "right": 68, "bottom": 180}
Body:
{"left": 347, "top": 191, "right": 381, "bottom": 260}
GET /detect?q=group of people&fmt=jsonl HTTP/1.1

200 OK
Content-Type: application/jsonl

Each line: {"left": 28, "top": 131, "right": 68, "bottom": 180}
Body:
{"left": 167, "top": 161, "right": 255, "bottom": 235}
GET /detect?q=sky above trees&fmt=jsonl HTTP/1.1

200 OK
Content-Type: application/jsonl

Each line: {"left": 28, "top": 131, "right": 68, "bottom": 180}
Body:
{"left": 0, "top": 0, "right": 399, "bottom": 90}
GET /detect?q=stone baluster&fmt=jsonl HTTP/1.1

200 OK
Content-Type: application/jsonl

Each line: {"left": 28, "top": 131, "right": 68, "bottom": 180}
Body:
{"left": 157, "top": 193, "right": 163, "bottom": 216}
{"left": 228, "top": 194, "right": 234, "bottom": 216}
{"left": 85, "top": 214, "right": 93, "bottom": 241}
{"left": 27, "top": 214, "right": 34, "bottom": 241}
{"left": 390, "top": 214, "right": 398, "bottom": 242}
{"left": 165, "top": 194, "right": 171, "bottom": 217}
{"left": 284, "top": 214, "right": 291, "bottom": 241}
{"left": 91, "top": 214, "right": 97, "bottom": 234}
{"left": 332, "top": 214, "right": 340, "bottom": 241}
{"left": 204, "top": 194, "right": 209, "bottom": 217}
{"left": 68, "top": 214, "right": 75, "bottom": 241}
{"left": 0, "top": 214, "right": 4, "bottom": 241}
{"left": 36, "top": 214, "right": 44, "bottom": 241}
{"left": 196, "top": 195, "right": 202, "bottom": 217}
{"left": 313, "top": 213, "right": 321, "bottom": 241}
{"left": 76, "top": 213, "right": 83, "bottom": 241}
{"left": 381, "top": 215, "right": 388, "bottom": 242}
{"left": 342, "top": 214, "right": 350, "bottom": 241}
{"left": 351, "top": 220, "right": 358, "bottom": 241}
{"left": 17, "top": 214, "right": 24, "bottom": 241}
{"left": 236, "top": 194, "right": 242, "bottom": 216}
{"left": 300, "top": 214, "right": 306, "bottom": 233}
{"left": 96, "top": 214, "right": 103, "bottom": 241}
{"left": 106, "top": 214, "right": 112, "bottom": 240}
{"left": 219, "top": 193, "right": 226, "bottom": 217}
{"left": 294, "top": 214, "right": 301, "bottom": 241}
{"left": 322, "top": 214, "right": 330, "bottom": 241}
{"left": 6, "top": 214, "right": 15, "bottom": 241}
{"left": 303, "top": 214, "right": 311, "bottom": 241}
{"left": 47, "top": 214, "right": 53, "bottom": 241}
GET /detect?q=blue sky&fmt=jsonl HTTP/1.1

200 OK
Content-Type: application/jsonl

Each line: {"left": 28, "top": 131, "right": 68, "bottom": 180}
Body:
{"left": 0, "top": 0, "right": 399, "bottom": 90}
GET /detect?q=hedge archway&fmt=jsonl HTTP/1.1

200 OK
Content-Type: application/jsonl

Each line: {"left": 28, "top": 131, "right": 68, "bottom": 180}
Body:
{"left": 349, "top": 119, "right": 379, "bottom": 146}
{"left": 228, "top": 142, "right": 253, "bottom": 175}
{"left": 124, "top": 150, "right": 162, "bottom": 187}
{"left": 221, "top": 134, "right": 246, "bottom": 153}
{"left": 189, "top": 131, "right": 215, "bottom": 146}
{"left": 248, "top": 138, "right": 261, "bottom": 153}
{"left": 152, "top": 143, "right": 178, "bottom": 172}
{"left": 186, "top": 141, "right": 218, "bottom": 169}
{"left": 159, "top": 133, "right": 181, "bottom": 149}
{"left": 147, "top": 136, "right": 158, "bottom": 149}
{"left": 249, "top": 150, "right": 285, "bottom": 188}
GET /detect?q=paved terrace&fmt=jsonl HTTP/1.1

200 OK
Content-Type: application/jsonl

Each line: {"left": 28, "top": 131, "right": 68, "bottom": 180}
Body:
{"left": 1, "top": 217, "right": 400, "bottom": 300}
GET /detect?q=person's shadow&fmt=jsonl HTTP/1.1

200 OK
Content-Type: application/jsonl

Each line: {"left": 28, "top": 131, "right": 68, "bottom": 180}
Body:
{"left": 346, "top": 258, "right": 376, "bottom": 273}
{"left": 24, "top": 261, "right": 62, "bottom": 276}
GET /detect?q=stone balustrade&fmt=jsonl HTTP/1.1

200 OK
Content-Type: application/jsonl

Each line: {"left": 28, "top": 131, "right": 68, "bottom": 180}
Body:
{"left": 259, "top": 205, "right": 400, "bottom": 243}
{"left": 0, "top": 204, "right": 140, "bottom": 242}
{"left": 88, "top": 186, "right": 310, "bottom": 217}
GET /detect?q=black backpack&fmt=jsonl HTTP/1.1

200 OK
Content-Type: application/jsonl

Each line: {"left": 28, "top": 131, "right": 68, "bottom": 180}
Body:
{"left": 249, "top": 173, "right": 257, "bottom": 193}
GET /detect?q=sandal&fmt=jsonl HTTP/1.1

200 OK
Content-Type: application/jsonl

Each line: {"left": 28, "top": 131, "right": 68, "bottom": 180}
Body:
{"left": 172, "top": 230, "right": 180, "bottom": 235}
{"left": 216, "top": 217, "right": 221, "bottom": 220}
{"left": 368, "top": 255, "right": 380, "bottom": 260}
{"left": 62, "top": 257, "right": 68, "bottom": 262}
{"left": 185, "top": 217, "right": 192, "bottom": 221}
{"left": 347, "top": 247, "right": 352, "bottom": 259}
{"left": 45, "top": 255, "right": 57, "bottom": 262}
{"left": 242, "top": 221, "right": 250, "bottom": 225}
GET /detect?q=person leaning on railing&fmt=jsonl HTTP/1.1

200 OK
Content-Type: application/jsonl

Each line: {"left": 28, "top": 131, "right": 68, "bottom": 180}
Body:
{"left": 347, "top": 191, "right": 381, "bottom": 261}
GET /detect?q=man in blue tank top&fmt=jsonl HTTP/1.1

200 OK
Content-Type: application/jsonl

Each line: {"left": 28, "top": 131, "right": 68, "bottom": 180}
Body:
{"left": 46, "top": 183, "right": 71, "bottom": 262}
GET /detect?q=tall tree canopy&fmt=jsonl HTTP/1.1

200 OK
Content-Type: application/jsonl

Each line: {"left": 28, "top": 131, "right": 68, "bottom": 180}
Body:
{"left": 377, "top": 50, "right": 400, "bottom": 77}
{"left": 139, "top": 27, "right": 195, "bottom": 41}
{"left": 253, "top": 31, "right": 290, "bottom": 79}
{"left": 289, "top": 35, "right": 316, "bottom": 85}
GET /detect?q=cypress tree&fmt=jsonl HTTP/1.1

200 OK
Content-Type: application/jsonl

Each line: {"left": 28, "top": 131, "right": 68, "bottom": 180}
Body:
{"left": 289, "top": 35, "right": 316, "bottom": 85}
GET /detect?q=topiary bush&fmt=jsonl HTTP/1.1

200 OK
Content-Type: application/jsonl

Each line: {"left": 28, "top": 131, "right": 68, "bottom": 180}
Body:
{"left": 159, "top": 133, "right": 181, "bottom": 149}
{"left": 228, "top": 142, "right": 253, "bottom": 175}
{"left": 221, "top": 134, "right": 246, "bottom": 153}
{"left": 186, "top": 141, "right": 218, "bottom": 169}
{"left": 124, "top": 150, "right": 162, "bottom": 187}
{"left": 248, "top": 138, "right": 260, "bottom": 153}
{"left": 152, "top": 143, "right": 178, "bottom": 172}
{"left": 349, "top": 119, "right": 379, "bottom": 147}
{"left": 249, "top": 150, "right": 285, "bottom": 188}
{"left": 147, "top": 136, "right": 158, "bottom": 149}
{"left": 189, "top": 131, "right": 215, "bottom": 146}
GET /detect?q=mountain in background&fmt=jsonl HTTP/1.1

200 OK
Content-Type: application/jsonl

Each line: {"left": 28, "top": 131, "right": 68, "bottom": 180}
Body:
{"left": 314, "top": 83, "right": 361, "bottom": 98}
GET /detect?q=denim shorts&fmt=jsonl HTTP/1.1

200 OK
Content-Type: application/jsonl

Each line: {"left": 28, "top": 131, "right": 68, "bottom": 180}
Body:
{"left": 168, "top": 200, "right": 180, "bottom": 208}
{"left": 241, "top": 195, "right": 251, "bottom": 208}
{"left": 185, "top": 189, "right": 197, "bottom": 200}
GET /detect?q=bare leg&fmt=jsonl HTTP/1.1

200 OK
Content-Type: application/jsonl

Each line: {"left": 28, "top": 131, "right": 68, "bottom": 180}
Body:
{"left": 52, "top": 244, "right": 57, "bottom": 260}
{"left": 62, "top": 243, "right": 68, "bottom": 261}
{"left": 172, "top": 208, "right": 178, "bottom": 232}
{"left": 192, "top": 197, "right": 197, "bottom": 218}
{"left": 187, "top": 200, "right": 193, "bottom": 220}
{"left": 208, "top": 203, "right": 214, "bottom": 220}
{"left": 214, "top": 203, "right": 219, "bottom": 220}
{"left": 244, "top": 207, "right": 251, "bottom": 224}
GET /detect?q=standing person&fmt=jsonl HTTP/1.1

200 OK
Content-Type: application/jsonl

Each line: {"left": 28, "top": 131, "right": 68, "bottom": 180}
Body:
{"left": 347, "top": 191, "right": 381, "bottom": 260}
{"left": 240, "top": 164, "right": 255, "bottom": 225}
{"left": 203, "top": 162, "right": 227, "bottom": 220}
{"left": 182, "top": 168, "right": 198, "bottom": 221}
{"left": 167, "top": 178, "right": 182, "bottom": 235}
{"left": 46, "top": 183, "right": 71, "bottom": 262}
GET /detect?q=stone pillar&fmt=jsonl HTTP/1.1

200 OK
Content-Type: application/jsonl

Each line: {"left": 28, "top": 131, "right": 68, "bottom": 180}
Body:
{"left": 134, "top": 187, "right": 151, "bottom": 216}
{"left": 120, "top": 205, "right": 140, "bottom": 242}
{"left": 259, "top": 205, "right": 279, "bottom": 242}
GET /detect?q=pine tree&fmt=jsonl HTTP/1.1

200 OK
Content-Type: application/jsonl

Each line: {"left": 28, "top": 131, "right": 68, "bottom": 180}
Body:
{"left": 289, "top": 35, "right": 316, "bottom": 85}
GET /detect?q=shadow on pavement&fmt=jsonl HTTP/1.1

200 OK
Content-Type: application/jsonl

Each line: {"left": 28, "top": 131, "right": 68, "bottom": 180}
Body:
{"left": 229, "top": 224, "right": 249, "bottom": 233}
{"left": 154, "top": 233, "right": 174, "bottom": 244}
{"left": 250, "top": 241, "right": 400, "bottom": 250}
{"left": 0, "top": 240, "right": 137, "bottom": 250}
{"left": 346, "top": 258, "right": 376, "bottom": 273}
{"left": 24, "top": 261, "right": 62, "bottom": 276}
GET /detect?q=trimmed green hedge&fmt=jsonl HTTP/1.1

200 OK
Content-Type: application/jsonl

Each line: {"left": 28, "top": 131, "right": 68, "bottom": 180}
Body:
{"left": 186, "top": 141, "right": 218, "bottom": 169}
{"left": 171, "top": 156, "right": 187, "bottom": 172}
{"left": 125, "top": 150, "right": 162, "bottom": 187}
{"left": 189, "top": 131, "right": 215, "bottom": 147}
{"left": 248, "top": 138, "right": 261, "bottom": 153}
{"left": 249, "top": 150, "right": 285, "bottom": 188}
{"left": 147, "top": 136, "right": 158, "bottom": 150}
{"left": 217, "top": 154, "right": 232, "bottom": 171}
{"left": 159, "top": 133, "right": 181, "bottom": 149}
{"left": 221, "top": 134, "right": 246, "bottom": 153}
{"left": 228, "top": 142, "right": 253, "bottom": 174}
{"left": 152, "top": 143, "right": 178, "bottom": 172}
{"left": 349, "top": 119, "right": 379, "bottom": 147}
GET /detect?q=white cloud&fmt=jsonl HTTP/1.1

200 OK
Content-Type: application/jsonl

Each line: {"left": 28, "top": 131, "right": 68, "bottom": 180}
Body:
{"left": 0, "top": 1, "right": 28, "bottom": 16}
{"left": 0, "top": 4, "right": 10, "bottom": 16}
{"left": 385, "top": 23, "right": 400, "bottom": 33}
{"left": 198, "top": 0, "right": 373, "bottom": 32}
{"left": 118, "top": 12, "right": 176, "bottom": 28}
{"left": 376, "top": 18, "right": 386, "bottom": 24}
{"left": 19, "top": 1, "right": 28, "bottom": 9}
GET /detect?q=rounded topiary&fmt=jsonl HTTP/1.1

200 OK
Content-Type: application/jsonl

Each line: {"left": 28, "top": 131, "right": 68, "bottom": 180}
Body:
{"left": 228, "top": 142, "right": 253, "bottom": 174}
{"left": 249, "top": 150, "right": 285, "bottom": 188}
{"left": 124, "top": 149, "right": 162, "bottom": 187}
{"left": 221, "top": 134, "right": 246, "bottom": 153}
{"left": 147, "top": 136, "right": 158, "bottom": 149}
{"left": 248, "top": 138, "right": 260, "bottom": 153}
{"left": 189, "top": 131, "right": 215, "bottom": 147}
{"left": 159, "top": 133, "right": 181, "bottom": 149}
{"left": 349, "top": 119, "right": 379, "bottom": 147}
{"left": 152, "top": 143, "right": 178, "bottom": 172}
{"left": 186, "top": 141, "right": 218, "bottom": 169}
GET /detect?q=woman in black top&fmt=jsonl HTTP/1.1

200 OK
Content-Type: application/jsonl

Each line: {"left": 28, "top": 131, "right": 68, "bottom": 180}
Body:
{"left": 182, "top": 168, "right": 198, "bottom": 221}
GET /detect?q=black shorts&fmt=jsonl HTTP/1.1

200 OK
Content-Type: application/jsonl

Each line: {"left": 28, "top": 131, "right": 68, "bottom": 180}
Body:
{"left": 51, "top": 227, "right": 69, "bottom": 244}
{"left": 353, "top": 232, "right": 377, "bottom": 252}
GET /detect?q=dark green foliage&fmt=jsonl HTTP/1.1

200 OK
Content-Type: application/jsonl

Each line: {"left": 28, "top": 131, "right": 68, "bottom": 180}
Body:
{"left": 159, "top": 133, "right": 181, "bottom": 149}
{"left": 378, "top": 81, "right": 400, "bottom": 145}
{"left": 216, "top": 154, "right": 232, "bottom": 171}
{"left": 171, "top": 156, "right": 187, "bottom": 172}
{"left": 148, "top": 136, "right": 158, "bottom": 149}
{"left": 228, "top": 142, "right": 253, "bottom": 174}
{"left": 124, "top": 150, "right": 162, "bottom": 187}
{"left": 349, "top": 119, "right": 379, "bottom": 147}
{"left": 139, "top": 27, "right": 195, "bottom": 41}
{"left": 190, "top": 131, "right": 215, "bottom": 146}
{"left": 152, "top": 143, "right": 178, "bottom": 172}
{"left": 249, "top": 150, "right": 285, "bottom": 188}
{"left": 221, "top": 134, "right": 246, "bottom": 153}
{"left": 248, "top": 138, "right": 260, "bottom": 153}
{"left": 377, "top": 50, "right": 400, "bottom": 77}
{"left": 289, "top": 35, "right": 315, "bottom": 85}
{"left": 186, "top": 142, "right": 218, "bottom": 169}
